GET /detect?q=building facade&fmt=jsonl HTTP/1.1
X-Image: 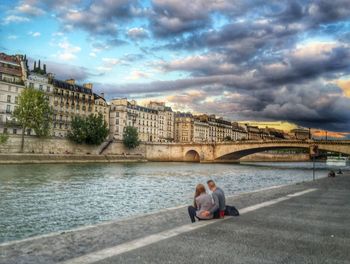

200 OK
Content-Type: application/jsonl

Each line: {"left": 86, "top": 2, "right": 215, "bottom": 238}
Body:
{"left": 109, "top": 98, "right": 174, "bottom": 142}
{"left": 174, "top": 112, "right": 193, "bottom": 143}
{"left": 1, "top": 52, "right": 109, "bottom": 138}
{"left": 51, "top": 79, "right": 109, "bottom": 137}
{"left": 147, "top": 101, "right": 175, "bottom": 142}
{"left": 0, "top": 53, "right": 26, "bottom": 135}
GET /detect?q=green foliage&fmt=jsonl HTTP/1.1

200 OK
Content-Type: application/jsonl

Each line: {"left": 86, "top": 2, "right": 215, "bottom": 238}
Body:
{"left": 123, "top": 126, "right": 140, "bottom": 149}
{"left": 224, "top": 136, "right": 232, "bottom": 141}
{"left": 14, "top": 88, "right": 52, "bottom": 136}
{"left": 68, "top": 116, "right": 87, "bottom": 144}
{"left": 0, "top": 133, "right": 9, "bottom": 144}
{"left": 13, "top": 88, "right": 53, "bottom": 151}
{"left": 68, "top": 113, "right": 109, "bottom": 145}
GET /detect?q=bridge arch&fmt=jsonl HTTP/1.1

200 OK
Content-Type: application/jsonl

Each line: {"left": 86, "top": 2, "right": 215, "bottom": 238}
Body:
{"left": 216, "top": 146, "right": 309, "bottom": 160}
{"left": 184, "top": 150, "right": 200, "bottom": 162}
{"left": 214, "top": 142, "right": 350, "bottom": 161}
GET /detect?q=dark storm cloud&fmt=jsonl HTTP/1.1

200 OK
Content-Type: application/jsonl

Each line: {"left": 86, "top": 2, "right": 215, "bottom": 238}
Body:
{"left": 58, "top": 0, "right": 143, "bottom": 36}
{"left": 13, "top": 0, "right": 350, "bottom": 131}
{"left": 242, "top": 83, "right": 350, "bottom": 131}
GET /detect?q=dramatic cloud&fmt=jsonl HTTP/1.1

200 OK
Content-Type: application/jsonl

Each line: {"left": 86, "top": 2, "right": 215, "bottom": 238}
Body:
{"left": 59, "top": 0, "right": 143, "bottom": 36}
{"left": 2, "top": 0, "right": 350, "bottom": 132}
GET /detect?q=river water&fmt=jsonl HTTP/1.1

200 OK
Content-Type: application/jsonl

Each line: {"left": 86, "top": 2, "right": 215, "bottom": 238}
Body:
{"left": 0, "top": 161, "right": 348, "bottom": 243}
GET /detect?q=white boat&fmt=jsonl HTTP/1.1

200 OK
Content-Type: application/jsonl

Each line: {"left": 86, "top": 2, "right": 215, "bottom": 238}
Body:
{"left": 326, "top": 156, "right": 349, "bottom": 166}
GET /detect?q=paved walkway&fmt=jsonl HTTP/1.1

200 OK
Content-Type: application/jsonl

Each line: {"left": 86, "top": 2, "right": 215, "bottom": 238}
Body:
{"left": 1, "top": 174, "right": 349, "bottom": 264}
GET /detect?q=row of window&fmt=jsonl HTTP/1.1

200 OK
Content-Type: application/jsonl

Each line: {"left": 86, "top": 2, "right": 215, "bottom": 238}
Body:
{"left": 2, "top": 84, "right": 21, "bottom": 93}
{"left": 2, "top": 127, "right": 31, "bottom": 135}
{"left": 5, "top": 95, "right": 18, "bottom": 104}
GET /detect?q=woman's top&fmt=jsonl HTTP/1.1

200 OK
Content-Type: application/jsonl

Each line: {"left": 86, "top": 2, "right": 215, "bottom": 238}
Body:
{"left": 195, "top": 193, "right": 214, "bottom": 219}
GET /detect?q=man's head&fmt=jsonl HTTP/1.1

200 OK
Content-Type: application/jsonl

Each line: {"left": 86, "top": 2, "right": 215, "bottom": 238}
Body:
{"left": 207, "top": 180, "right": 216, "bottom": 191}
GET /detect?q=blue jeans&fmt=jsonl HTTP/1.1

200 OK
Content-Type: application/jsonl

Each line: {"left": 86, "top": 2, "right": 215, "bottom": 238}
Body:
{"left": 188, "top": 206, "right": 197, "bottom": 223}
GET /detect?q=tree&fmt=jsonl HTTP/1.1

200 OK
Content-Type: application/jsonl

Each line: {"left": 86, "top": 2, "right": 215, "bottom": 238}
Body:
{"left": 123, "top": 126, "right": 140, "bottom": 149}
{"left": 0, "top": 133, "right": 8, "bottom": 144}
{"left": 68, "top": 113, "right": 109, "bottom": 145}
{"left": 13, "top": 88, "right": 52, "bottom": 152}
{"left": 224, "top": 136, "right": 232, "bottom": 141}
{"left": 67, "top": 116, "right": 87, "bottom": 144}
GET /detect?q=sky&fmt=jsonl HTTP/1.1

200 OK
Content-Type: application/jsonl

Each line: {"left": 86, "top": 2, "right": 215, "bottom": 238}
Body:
{"left": 1, "top": 0, "right": 350, "bottom": 135}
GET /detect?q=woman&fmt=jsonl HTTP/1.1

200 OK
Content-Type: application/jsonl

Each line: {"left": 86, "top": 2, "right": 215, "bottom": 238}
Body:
{"left": 187, "top": 184, "right": 214, "bottom": 223}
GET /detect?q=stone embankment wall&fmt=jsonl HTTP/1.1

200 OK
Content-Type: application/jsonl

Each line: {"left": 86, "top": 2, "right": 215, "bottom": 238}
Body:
{"left": 0, "top": 135, "right": 144, "bottom": 155}
{"left": 0, "top": 136, "right": 311, "bottom": 163}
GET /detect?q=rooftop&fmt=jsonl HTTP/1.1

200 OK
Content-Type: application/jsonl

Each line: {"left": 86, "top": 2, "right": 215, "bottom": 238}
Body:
{"left": 51, "top": 79, "right": 93, "bottom": 95}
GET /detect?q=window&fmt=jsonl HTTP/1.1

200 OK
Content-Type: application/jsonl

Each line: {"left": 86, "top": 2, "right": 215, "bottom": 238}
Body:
{"left": 15, "top": 96, "right": 18, "bottom": 104}
{"left": 8, "top": 85, "right": 11, "bottom": 91}
{"left": 3, "top": 128, "right": 8, "bottom": 133}
{"left": 7, "top": 95, "right": 11, "bottom": 103}
{"left": 29, "top": 83, "right": 34, "bottom": 88}
{"left": 39, "top": 85, "right": 43, "bottom": 91}
{"left": 13, "top": 128, "right": 17, "bottom": 134}
{"left": 6, "top": 105, "right": 11, "bottom": 113}
{"left": 27, "top": 129, "right": 31, "bottom": 135}
{"left": 47, "top": 86, "right": 50, "bottom": 92}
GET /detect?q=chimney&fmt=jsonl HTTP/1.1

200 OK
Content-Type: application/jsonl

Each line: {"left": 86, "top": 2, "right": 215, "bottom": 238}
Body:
{"left": 100, "top": 92, "right": 105, "bottom": 98}
{"left": 83, "top": 83, "right": 93, "bottom": 89}
{"left": 66, "top": 79, "right": 76, "bottom": 85}
{"left": 47, "top": 73, "right": 54, "bottom": 80}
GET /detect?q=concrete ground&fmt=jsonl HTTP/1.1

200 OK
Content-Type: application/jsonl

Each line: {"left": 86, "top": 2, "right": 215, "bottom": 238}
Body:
{"left": 1, "top": 174, "right": 349, "bottom": 264}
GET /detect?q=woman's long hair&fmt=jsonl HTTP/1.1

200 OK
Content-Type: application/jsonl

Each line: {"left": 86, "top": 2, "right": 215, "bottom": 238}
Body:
{"left": 193, "top": 184, "right": 206, "bottom": 208}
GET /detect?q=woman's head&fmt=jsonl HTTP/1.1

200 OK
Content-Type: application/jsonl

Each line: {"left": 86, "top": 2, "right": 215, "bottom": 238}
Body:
{"left": 195, "top": 184, "right": 206, "bottom": 198}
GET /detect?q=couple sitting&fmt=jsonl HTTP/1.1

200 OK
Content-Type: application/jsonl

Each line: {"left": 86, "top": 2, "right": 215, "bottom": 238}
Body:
{"left": 188, "top": 180, "right": 226, "bottom": 223}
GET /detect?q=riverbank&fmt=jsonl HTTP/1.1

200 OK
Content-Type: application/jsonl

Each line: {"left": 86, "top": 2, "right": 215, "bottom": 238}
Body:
{"left": 1, "top": 173, "right": 349, "bottom": 264}
{"left": 0, "top": 153, "right": 146, "bottom": 164}
{"left": 0, "top": 153, "right": 311, "bottom": 164}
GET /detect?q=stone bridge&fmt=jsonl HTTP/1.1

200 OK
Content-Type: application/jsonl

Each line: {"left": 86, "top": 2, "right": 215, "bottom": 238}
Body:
{"left": 144, "top": 140, "right": 350, "bottom": 162}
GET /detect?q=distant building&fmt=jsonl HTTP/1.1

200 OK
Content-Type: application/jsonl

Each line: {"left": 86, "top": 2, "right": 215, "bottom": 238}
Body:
{"left": 147, "top": 101, "right": 175, "bottom": 142}
{"left": 174, "top": 112, "right": 193, "bottom": 143}
{"left": 109, "top": 98, "right": 173, "bottom": 142}
{"left": 232, "top": 122, "right": 247, "bottom": 140}
{"left": 291, "top": 128, "right": 310, "bottom": 140}
{"left": 197, "top": 114, "right": 232, "bottom": 142}
{"left": 175, "top": 113, "right": 243, "bottom": 143}
{"left": 243, "top": 124, "right": 261, "bottom": 140}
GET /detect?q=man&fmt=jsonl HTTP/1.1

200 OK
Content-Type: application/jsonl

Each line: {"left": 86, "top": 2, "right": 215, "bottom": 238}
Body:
{"left": 202, "top": 180, "right": 226, "bottom": 218}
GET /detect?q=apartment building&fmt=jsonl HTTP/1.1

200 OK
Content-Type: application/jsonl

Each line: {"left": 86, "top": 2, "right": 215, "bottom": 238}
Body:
{"left": 51, "top": 79, "right": 108, "bottom": 137}
{"left": 0, "top": 53, "right": 26, "bottom": 135}
{"left": 109, "top": 98, "right": 173, "bottom": 142}
{"left": 197, "top": 114, "right": 232, "bottom": 142}
{"left": 232, "top": 122, "right": 247, "bottom": 140}
{"left": 174, "top": 112, "right": 193, "bottom": 143}
{"left": 147, "top": 101, "right": 174, "bottom": 142}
